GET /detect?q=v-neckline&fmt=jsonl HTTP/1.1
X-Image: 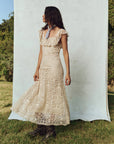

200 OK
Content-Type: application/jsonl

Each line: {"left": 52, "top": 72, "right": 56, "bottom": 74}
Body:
{"left": 43, "top": 28, "right": 62, "bottom": 39}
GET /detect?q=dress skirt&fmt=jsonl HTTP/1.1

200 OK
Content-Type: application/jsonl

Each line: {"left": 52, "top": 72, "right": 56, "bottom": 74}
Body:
{"left": 11, "top": 28, "right": 70, "bottom": 126}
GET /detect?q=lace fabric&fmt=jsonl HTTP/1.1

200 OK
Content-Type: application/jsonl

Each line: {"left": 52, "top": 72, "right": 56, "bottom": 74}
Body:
{"left": 39, "top": 28, "right": 69, "bottom": 48}
{"left": 11, "top": 28, "right": 70, "bottom": 126}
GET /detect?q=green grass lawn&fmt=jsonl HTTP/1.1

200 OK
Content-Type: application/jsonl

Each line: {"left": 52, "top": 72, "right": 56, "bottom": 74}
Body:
{"left": 0, "top": 81, "right": 114, "bottom": 144}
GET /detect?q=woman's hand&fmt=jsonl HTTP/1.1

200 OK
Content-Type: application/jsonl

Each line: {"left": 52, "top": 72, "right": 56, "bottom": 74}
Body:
{"left": 65, "top": 73, "right": 71, "bottom": 86}
{"left": 33, "top": 70, "right": 39, "bottom": 81}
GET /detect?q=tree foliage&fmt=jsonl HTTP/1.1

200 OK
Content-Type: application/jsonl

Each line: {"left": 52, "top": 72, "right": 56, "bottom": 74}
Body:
{"left": 0, "top": 12, "right": 14, "bottom": 82}
{"left": 108, "top": 0, "right": 114, "bottom": 84}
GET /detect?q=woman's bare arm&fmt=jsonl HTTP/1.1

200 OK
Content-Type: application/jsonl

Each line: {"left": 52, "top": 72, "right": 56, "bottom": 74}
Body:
{"left": 35, "top": 44, "right": 43, "bottom": 72}
{"left": 61, "top": 34, "right": 71, "bottom": 85}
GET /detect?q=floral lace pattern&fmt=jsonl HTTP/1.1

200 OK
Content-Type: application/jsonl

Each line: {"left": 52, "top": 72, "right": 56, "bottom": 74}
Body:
{"left": 39, "top": 28, "right": 69, "bottom": 48}
{"left": 11, "top": 28, "right": 70, "bottom": 126}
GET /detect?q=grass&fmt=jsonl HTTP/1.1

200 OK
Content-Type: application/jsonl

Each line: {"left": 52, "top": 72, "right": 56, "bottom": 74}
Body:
{"left": 0, "top": 81, "right": 114, "bottom": 144}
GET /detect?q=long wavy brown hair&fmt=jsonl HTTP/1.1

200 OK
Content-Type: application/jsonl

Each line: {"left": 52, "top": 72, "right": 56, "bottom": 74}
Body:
{"left": 41, "top": 6, "right": 66, "bottom": 30}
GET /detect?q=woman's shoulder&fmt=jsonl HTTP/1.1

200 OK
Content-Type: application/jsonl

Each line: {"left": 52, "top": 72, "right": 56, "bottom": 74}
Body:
{"left": 38, "top": 29, "right": 44, "bottom": 33}
{"left": 56, "top": 27, "right": 67, "bottom": 32}
{"left": 38, "top": 29, "right": 44, "bottom": 42}
{"left": 58, "top": 28, "right": 69, "bottom": 37}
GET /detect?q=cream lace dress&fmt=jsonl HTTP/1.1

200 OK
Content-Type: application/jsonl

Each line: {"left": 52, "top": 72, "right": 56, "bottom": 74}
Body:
{"left": 11, "top": 28, "right": 70, "bottom": 126}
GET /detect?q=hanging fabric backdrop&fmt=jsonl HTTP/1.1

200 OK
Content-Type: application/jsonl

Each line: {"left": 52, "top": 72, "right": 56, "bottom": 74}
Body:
{"left": 8, "top": 0, "right": 111, "bottom": 122}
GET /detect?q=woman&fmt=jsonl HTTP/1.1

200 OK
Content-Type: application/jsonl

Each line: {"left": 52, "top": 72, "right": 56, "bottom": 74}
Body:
{"left": 11, "top": 6, "right": 71, "bottom": 142}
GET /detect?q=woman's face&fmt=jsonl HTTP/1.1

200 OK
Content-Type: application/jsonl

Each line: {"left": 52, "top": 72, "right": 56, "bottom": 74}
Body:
{"left": 42, "top": 14, "right": 46, "bottom": 22}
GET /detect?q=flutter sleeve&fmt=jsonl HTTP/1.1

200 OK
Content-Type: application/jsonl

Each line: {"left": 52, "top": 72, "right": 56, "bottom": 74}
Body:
{"left": 58, "top": 29, "right": 69, "bottom": 49}
{"left": 38, "top": 29, "right": 43, "bottom": 44}
{"left": 59, "top": 29, "right": 69, "bottom": 38}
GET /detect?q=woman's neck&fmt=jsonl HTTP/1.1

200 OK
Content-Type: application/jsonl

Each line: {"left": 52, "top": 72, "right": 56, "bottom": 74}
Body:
{"left": 47, "top": 23, "right": 56, "bottom": 29}
{"left": 48, "top": 25, "right": 52, "bottom": 28}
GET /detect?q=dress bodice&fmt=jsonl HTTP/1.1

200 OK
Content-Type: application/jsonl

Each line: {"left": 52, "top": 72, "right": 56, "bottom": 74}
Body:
{"left": 38, "top": 28, "right": 69, "bottom": 69}
{"left": 39, "top": 28, "right": 69, "bottom": 49}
